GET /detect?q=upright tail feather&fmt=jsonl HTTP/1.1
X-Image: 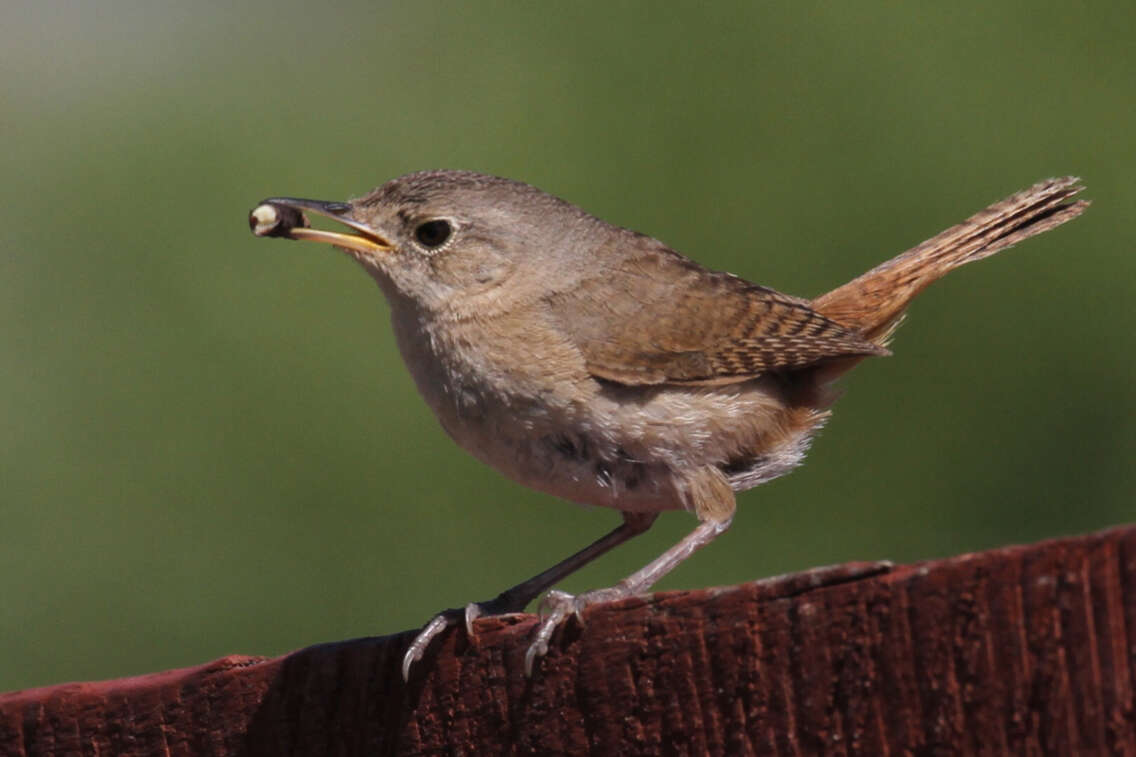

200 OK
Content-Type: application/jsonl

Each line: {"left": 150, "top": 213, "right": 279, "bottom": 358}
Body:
{"left": 812, "top": 177, "right": 1089, "bottom": 344}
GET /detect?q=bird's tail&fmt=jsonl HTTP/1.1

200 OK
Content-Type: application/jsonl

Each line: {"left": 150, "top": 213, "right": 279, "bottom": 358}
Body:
{"left": 811, "top": 177, "right": 1088, "bottom": 345}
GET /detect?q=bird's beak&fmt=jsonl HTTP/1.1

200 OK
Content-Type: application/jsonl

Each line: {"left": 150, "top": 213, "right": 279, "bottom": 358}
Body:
{"left": 248, "top": 197, "right": 393, "bottom": 256}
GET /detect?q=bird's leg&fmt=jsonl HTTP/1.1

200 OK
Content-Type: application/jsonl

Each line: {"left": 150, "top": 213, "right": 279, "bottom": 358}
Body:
{"left": 525, "top": 466, "right": 736, "bottom": 675}
{"left": 401, "top": 510, "right": 657, "bottom": 680}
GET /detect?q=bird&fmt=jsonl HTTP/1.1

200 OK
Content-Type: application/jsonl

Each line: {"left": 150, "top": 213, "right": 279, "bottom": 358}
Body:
{"left": 249, "top": 172, "right": 1087, "bottom": 678}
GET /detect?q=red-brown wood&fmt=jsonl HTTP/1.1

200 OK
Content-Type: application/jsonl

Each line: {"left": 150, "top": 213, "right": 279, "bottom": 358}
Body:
{"left": 2, "top": 525, "right": 1134, "bottom": 755}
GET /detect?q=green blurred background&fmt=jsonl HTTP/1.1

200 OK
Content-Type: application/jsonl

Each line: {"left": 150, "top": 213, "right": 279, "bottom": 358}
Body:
{"left": 2, "top": 2, "right": 1132, "bottom": 691}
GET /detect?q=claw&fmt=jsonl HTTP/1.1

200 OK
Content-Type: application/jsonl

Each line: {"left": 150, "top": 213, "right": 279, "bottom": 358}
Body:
{"left": 463, "top": 602, "right": 483, "bottom": 636}
{"left": 404, "top": 583, "right": 638, "bottom": 679}
{"left": 524, "top": 635, "right": 549, "bottom": 677}
{"left": 401, "top": 598, "right": 519, "bottom": 680}
{"left": 401, "top": 612, "right": 455, "bottom": 681}
{"left": 523, "top": 589, "right": 595, "bottom": 676}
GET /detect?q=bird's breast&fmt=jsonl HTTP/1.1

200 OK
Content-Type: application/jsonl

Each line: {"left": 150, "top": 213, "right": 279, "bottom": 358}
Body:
{"left": 386, "top": 301, "right": 828, "bottom": 511}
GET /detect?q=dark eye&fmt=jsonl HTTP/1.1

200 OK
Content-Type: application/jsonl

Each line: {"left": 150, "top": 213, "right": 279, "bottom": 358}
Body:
{"left": 414, "top": 219, "right": 452, "bottom": 249}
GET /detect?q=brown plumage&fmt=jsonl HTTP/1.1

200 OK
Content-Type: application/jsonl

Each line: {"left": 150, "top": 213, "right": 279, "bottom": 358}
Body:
{"left": 547, "top": 176, "right": 1086, "bottom": 388}
{"left": 549, "top": 243, "right": 888, "bottom": 385}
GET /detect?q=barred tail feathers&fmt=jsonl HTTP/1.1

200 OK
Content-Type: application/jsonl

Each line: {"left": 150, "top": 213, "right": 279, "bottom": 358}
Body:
{"left": 812, "top": 177, "right": 1088, "bottom": 344}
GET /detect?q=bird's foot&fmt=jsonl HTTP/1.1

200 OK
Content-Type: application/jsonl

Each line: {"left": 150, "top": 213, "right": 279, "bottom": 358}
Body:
{"left": 524, "top": 585, "right": 631, "bottom": 676}
{"left": 401, "top": 594, "right": 523, "bottom": 681}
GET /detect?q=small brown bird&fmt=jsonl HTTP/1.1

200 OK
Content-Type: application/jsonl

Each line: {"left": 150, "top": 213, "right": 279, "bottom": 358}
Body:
{"left": 249, "top": 173, "right": 1087, "bottom": 678}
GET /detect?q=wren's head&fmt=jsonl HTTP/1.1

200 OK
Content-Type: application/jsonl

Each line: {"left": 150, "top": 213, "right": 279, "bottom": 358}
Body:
{"left": 251, "top": 170, "right": 611, "bottom": 314}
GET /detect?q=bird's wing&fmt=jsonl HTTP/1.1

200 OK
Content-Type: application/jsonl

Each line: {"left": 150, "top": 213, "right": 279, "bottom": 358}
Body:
{"left": 547, "top": 240, "right": 887, "bottom": 386}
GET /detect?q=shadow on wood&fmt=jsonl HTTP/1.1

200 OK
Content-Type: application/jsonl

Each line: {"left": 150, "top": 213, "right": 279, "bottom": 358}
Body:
{"left": 2, "top": 524, "right": 1135, "bottom": 755}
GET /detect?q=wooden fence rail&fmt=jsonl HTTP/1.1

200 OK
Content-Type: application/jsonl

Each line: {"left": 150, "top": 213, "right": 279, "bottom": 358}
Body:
{"left": 2, "top": 524, "right": 1134, "bottom": 755}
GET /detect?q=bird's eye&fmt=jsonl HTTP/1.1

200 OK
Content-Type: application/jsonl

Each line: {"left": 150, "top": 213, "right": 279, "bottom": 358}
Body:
{"left": 414, "top": 219, "right": 452, "bottom": 249}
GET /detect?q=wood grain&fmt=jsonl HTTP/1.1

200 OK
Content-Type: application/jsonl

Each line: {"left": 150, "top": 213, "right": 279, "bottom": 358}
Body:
{"left": 2, "top": 524, "right": 1133, "bottom": 755}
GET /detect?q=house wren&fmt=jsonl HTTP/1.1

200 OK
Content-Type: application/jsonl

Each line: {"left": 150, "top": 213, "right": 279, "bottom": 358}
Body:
{"left": 249, "top": 172, "right": 1087, "bottom": 678}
